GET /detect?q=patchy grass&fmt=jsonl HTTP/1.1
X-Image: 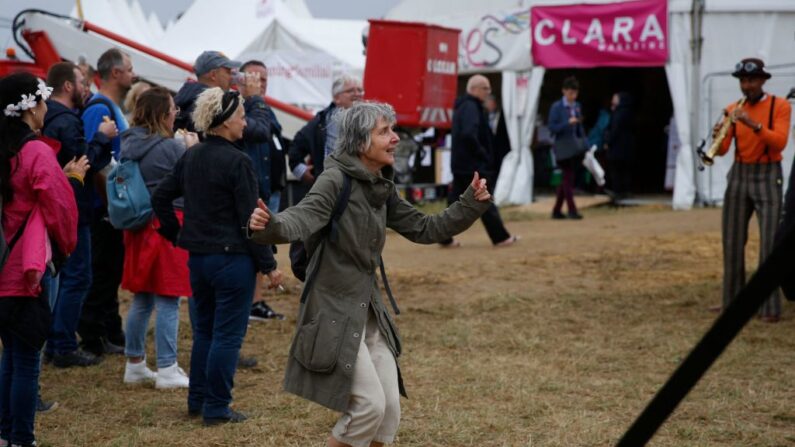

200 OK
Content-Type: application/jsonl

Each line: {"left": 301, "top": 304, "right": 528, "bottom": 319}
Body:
{"left": 31, "top": 206, "right": 795, "bottom": 446}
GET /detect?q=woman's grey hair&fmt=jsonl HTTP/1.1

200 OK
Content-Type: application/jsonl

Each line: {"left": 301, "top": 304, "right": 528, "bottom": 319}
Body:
{"left": 331, "top": 73, "right": 362, "bottom": 97}
{"left": 334, "top": 101, "right": 396, "bottom": 156}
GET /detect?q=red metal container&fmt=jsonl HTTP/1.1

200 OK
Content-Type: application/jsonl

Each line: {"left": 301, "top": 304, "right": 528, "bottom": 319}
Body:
{"left": 364, "top": 20, "right": 460, "bottom": 129}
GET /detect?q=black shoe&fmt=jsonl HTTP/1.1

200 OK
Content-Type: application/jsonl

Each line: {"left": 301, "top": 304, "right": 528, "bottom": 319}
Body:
{"left": 80, "top": 341, "right": 104, "bottom": 357}
{"left": 552, "top": 211, "right": 566, "bottom": 220}
{"left": 249, "top": 302, "right": 285, "bottom": 321}
{"left": 52, "top": 349, "right": 102, "bottom": 368}
{"left": 238, "top": 356, "right": 258, "bottom": 369}
{"left": 188, "top": 408, "right": 202, "bottom": 418}
{"left": 203, "top": 409, "right": 248, "bottom": 426}
{"left": 102, "top": 338, "right": 125, "bottom": 355}
{"left": 567, "top": 212, "right": 583, "bottom": 220}
{"left": 36, "top": 395, "right": 59, "bottom": 413}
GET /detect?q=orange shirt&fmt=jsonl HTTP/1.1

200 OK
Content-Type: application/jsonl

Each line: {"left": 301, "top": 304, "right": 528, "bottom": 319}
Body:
{"left": 718, "top": 94, "right": 791, "bottom": 164}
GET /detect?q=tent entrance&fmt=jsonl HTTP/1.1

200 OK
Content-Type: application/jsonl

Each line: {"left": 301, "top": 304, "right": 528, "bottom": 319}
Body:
{"left": 537, "top": 67, "right": 673, "bottom": 194}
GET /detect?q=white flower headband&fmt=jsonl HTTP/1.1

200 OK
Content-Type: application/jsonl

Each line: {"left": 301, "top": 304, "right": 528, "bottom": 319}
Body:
{"left": 3, "top": 79, "right": 54, "bottom": 118}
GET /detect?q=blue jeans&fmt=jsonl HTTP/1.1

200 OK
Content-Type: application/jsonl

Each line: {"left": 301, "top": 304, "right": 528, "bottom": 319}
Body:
{"left": 268, "top": 191, "right": 281, "bottom": 214}
{"left": 0, "top": 329, "right": 41, "bottom": 446}
{"left": 48, "top": 225, "right": 92, "bottom": 355}
{"left": 186, "top": 253, "right": 255, "bottom": 419}
{"left": 124, "top": 293, "right": 180, "bottom": 368}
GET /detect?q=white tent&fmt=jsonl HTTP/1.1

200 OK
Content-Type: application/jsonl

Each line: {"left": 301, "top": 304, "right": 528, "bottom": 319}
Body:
{"left": 387, "top": 0, "right": 795, "bottom": 209}
{"left": 157, "top": 0, "right": 366, "bottom": 109}
{"left": 69, "top": 0, "right": 166, "bottom": 47}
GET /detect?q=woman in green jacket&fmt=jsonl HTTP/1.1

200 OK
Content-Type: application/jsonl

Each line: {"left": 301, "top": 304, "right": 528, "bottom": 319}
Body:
{"left": 249, "top": 101, "right": 492, "bottom": 447}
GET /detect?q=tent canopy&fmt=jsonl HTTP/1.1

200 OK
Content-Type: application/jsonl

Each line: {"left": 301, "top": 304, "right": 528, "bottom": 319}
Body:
{"left": 386, "top": 0, "right": 795, "bottom": 208}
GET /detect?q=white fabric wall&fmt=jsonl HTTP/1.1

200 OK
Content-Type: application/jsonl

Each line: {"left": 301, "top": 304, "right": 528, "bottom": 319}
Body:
{"left": 495, "top": 68, "right": 543, "bottom": 205}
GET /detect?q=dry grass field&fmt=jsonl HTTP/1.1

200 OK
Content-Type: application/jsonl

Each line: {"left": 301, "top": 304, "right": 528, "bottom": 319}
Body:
{"left": 33, "top": 204, "right": 795, "bottom": 446}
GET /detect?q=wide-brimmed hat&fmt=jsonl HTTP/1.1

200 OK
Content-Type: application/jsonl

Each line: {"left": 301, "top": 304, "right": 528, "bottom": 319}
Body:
{"left": 732, "top": 58, "right": 771, "bottom": 79}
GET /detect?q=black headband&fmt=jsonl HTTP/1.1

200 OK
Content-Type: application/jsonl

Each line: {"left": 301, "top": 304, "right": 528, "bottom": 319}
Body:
{"left": 208, "top": 90, "right": 241, "bottom": 129}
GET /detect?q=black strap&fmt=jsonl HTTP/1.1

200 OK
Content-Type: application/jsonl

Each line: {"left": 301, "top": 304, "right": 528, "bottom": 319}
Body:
{"left": 85, "top": 96, "right": 119, "bottom": 124}
{"left": 761, "top": 95, "right": 775, "bottom": 163}
{"left": 380, "top": 256, "right": 400, "bottom": 315}
{"left": 6, "top": 211, "right": 32, "bottom": 255}
{"left": 299, "top": 173, "right": 352, "bottom": 304}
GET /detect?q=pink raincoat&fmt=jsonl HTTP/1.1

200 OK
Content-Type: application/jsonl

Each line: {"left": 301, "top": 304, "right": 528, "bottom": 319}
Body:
{"left": 0, "top": 139, "right": 77, "bottom": 297}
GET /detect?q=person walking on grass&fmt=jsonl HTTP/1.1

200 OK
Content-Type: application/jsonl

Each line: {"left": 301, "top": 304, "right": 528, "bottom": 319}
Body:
{"left": 248, "top": 101, "right": 491, "bottom": 447}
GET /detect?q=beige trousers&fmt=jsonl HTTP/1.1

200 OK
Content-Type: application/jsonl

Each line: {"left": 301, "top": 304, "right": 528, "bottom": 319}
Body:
{"left": 332, "top": 310, "right": 401, "bottom": 447}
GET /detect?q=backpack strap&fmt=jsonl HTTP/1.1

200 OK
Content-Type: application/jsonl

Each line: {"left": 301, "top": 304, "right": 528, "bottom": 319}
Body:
{"left": 300, "top": 172, "right": 352, "bottom": 304}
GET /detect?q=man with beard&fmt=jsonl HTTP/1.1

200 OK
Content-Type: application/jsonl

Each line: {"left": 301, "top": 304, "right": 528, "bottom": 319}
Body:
{"left": 42, "top": 62, "right": 118, "bottom": 367}
{"left": 79, "top": 48, "right": 135, "bottom": 356}
{"left": 711, "top": 58, "right": 791, "bottom": 322}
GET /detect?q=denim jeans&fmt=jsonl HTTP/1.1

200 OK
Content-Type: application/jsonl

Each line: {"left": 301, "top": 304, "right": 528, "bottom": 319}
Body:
{"left": 48, "top": 225, "right": 92, "bottom": 355}
{"left": 268, "top": 191, "right": 281, "bottom": 215}
{"left": 186, "top": 253, "right": 255, "bottom": 419}
{"left": 124, "top": 293, "right": 180, "bottom": 369}
{"left": 0, "top": 328, "right": 41, "bottom": 446}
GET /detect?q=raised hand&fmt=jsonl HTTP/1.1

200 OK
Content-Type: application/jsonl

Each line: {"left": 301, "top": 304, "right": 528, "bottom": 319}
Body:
{"left": 471, "top": 171, "right": 491, "bottom": 202}
{"left": 249, "top": 198, "right": 270, "bottom": 231}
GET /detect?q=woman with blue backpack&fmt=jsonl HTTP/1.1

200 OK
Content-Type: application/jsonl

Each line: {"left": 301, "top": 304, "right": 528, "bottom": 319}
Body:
{"left": 118, "top": 86, "right": 198, "bottom": 389}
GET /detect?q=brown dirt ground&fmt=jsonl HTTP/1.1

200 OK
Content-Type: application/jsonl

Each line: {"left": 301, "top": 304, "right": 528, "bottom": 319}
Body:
{"left": 34, "top": 204, "right": 795, "bottom": 446}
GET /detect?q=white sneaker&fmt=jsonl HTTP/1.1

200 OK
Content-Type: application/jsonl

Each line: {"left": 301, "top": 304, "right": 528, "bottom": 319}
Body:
{"left": 156, "top": 363, "right": 189, "bottom": 389}
{"left": 124, "top": 360, "right": 157, "bottom": 384}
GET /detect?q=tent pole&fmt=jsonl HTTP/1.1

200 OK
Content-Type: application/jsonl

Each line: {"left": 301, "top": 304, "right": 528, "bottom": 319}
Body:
{"left": 689, "top": 0, "right": 705, "bottom": 205}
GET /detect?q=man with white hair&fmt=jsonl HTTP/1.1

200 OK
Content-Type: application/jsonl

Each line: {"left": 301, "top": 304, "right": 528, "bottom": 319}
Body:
{"left": 288, "top": 74, "right": 364, "bottom": 186}
{"left": 442, "top": 74, "right": 517, "bottom": 248}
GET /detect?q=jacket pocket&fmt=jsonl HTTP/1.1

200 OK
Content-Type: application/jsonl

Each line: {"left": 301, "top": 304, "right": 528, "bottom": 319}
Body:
{"left": 293, "top": 311, "right": 348, "bottom": 373}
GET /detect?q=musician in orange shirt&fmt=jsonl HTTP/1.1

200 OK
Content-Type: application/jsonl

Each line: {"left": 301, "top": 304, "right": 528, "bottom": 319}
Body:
{"left": 713, "top": 58, "right": 792, "bottom": 322}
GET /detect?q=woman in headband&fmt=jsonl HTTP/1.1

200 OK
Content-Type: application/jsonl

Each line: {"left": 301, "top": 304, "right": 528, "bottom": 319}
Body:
{"left": 151, "top": 87, "right": 283, "bottom": 425}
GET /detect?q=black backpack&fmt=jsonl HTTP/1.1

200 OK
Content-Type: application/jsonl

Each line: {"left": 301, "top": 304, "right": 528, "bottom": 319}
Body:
{"left": 293, "top": 172, "right": 400, "bottom": 315}
{"left": 290, "top": 173, "right": 352, "bottom": 282}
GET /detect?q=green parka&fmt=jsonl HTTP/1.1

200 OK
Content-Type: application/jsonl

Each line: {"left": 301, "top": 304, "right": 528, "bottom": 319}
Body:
{"left": 252, "top": 150, "right": 490, "bottom": 411}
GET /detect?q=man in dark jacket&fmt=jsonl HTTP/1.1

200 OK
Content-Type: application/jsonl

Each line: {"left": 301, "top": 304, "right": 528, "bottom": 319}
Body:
{"left": 605, "top": 92, "right": 635, "bottom": 199}
{"left": 238, "top": 59, "right": 285, "bottom": 321}
{"left": 43, "top": 62, "right": 117, "bottom": 367}
{"left": 173, "top": 51, "right": 241, "bottom": 135}
{"left": 288, "top": 74, "right": 363, "bottom": 190}
{"left": 442, "top": 75, "right": 517, "bottom": 247}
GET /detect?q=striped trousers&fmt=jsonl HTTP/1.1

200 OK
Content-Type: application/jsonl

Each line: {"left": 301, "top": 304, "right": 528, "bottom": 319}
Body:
{"left": 721, "top": 162, "right": 783, "bottom": 317}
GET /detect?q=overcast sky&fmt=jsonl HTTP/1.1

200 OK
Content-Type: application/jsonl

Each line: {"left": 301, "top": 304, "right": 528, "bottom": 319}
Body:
{"left": 0, "top": 0, "right": 400, "bottom": 24}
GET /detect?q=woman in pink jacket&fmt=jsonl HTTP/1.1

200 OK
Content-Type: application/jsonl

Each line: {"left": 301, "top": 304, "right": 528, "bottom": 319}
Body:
{"left": 0, "top": 72, "right": 77, "bottom": 447}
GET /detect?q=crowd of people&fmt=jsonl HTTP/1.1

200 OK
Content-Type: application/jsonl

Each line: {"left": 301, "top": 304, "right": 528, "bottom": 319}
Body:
{"left": 0, "top": 40, "right": 790, "bottom": 446}
{"left": 0, "top": 46, "right": 498, "bottom": 447}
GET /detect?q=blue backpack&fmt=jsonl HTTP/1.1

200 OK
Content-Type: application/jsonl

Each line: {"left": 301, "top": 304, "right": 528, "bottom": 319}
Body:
{"left": 106, "top": 158, "right": 153, "bottom": 230}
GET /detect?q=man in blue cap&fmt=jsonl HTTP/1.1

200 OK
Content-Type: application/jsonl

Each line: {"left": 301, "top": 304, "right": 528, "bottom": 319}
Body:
{"left": 173, "top": 51, "right": 242, "bottom": 134}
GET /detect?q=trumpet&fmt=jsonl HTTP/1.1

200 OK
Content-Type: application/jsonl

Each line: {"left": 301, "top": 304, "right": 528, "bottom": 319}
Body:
{"left": 700, "top": 97, "right": 747, "bottom": 166}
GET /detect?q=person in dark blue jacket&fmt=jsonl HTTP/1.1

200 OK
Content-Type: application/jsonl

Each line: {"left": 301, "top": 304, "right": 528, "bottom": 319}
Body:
{"left": 442, "top": 74, "right": 517, "bottom": 247}
{"left": 43, "top": 62, "right": 118, "bottom": 368}
{"left": 173, "top": 51, "right": 240, "bottom": 135}
{"left": 151, "top": 88, "right": 283, "bottom": 425}
{"left": 238, "top": 59, "right": 285, "bottom": 321}
{"left": 548, "top": 76, "right": 584, "bottom": 219}
{"left": 605, "top": 92, "right": 635, "bottom": 199}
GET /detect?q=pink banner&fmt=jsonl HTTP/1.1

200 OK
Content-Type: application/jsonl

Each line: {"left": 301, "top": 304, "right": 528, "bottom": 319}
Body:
{"left": 531, "top": 0, "right": 667, "bottom": 68}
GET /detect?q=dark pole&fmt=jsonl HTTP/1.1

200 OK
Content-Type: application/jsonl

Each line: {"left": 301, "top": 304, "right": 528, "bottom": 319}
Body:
{"left": 616, "top": 225, "right": 795, "bottom": 446}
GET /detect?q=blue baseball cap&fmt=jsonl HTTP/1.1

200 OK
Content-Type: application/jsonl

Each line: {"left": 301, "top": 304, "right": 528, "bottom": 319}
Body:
{"left": 194, "top": 51, "right": 242, "bottom": 77}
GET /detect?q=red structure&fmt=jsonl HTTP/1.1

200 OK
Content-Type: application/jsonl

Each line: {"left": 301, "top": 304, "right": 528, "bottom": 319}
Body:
{"left": 364, "top": 20, "right": 460, "bottom": 130}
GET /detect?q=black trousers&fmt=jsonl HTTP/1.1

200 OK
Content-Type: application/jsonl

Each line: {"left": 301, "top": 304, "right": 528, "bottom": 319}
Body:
{"left": 609, "top": 158, "right": 633, "bottom": 197}
{"left": 77, "top": 214, "right": 125, "bottom": 348}
{"left": 442, "top": 174, "right": 510, "bottom": 245}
